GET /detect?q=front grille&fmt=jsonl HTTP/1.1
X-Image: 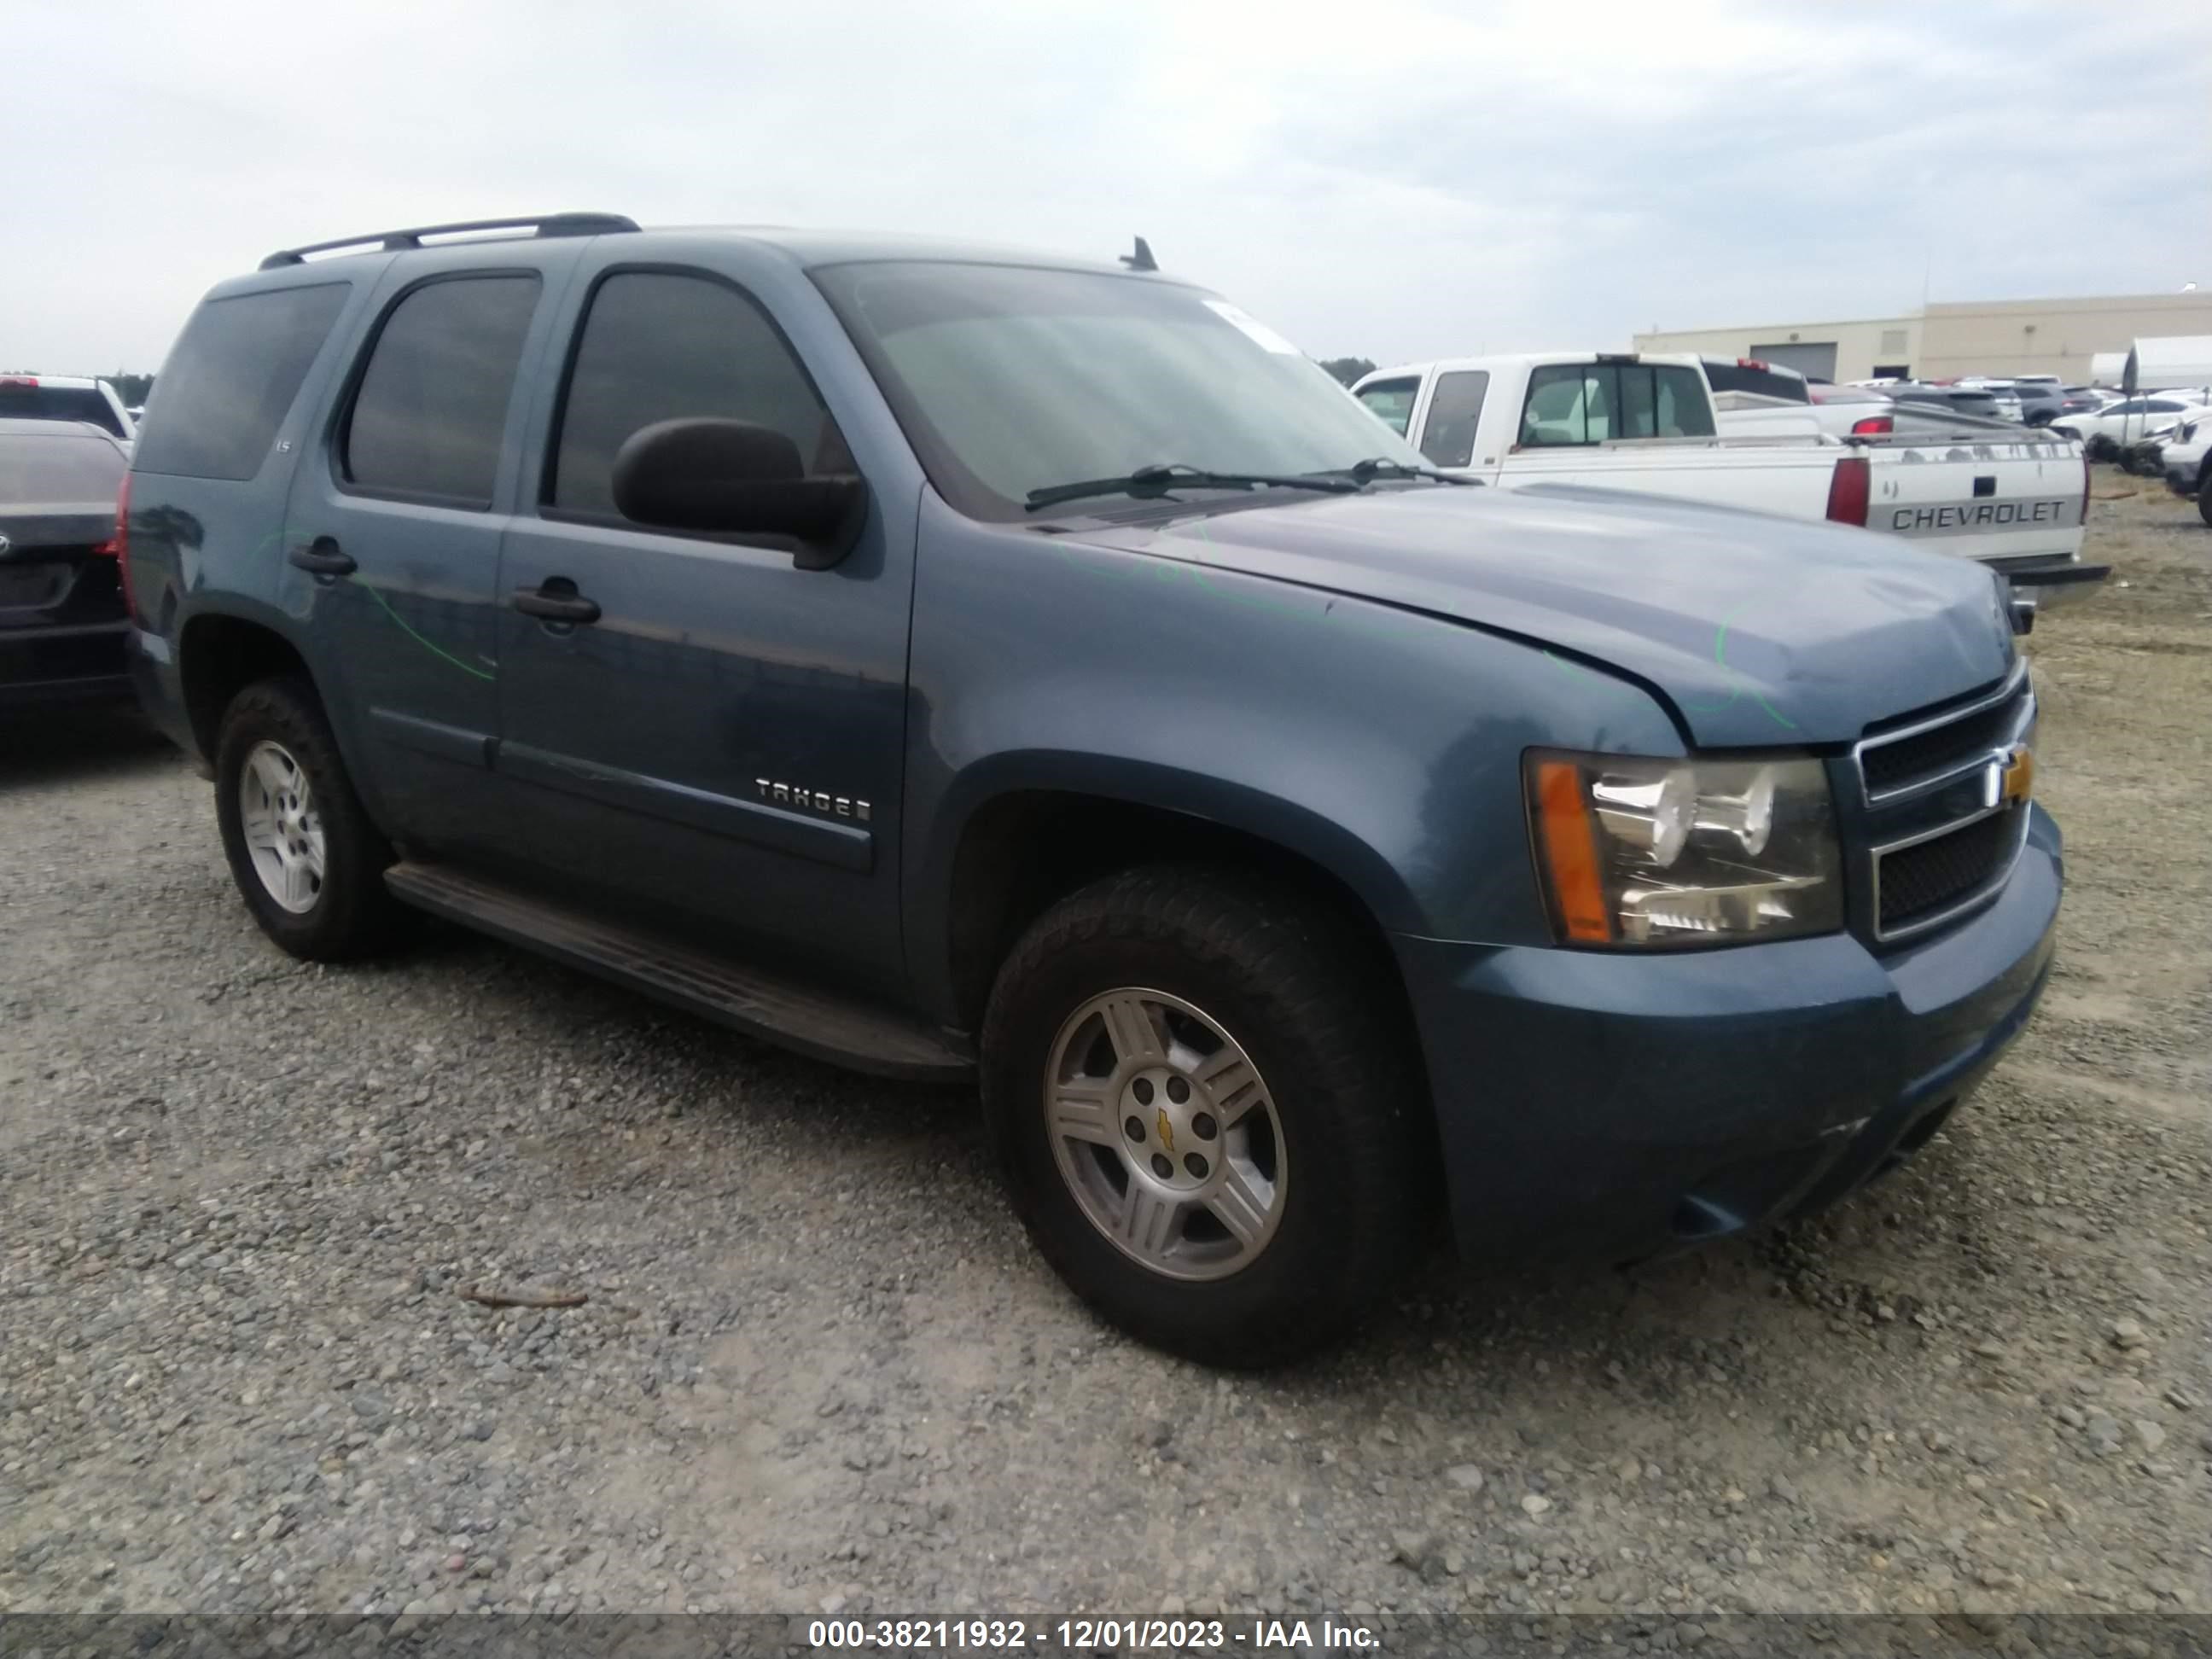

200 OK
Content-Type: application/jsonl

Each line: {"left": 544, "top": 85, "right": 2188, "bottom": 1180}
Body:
{"left": 1858, "top": 673, "right": 2031, "bottom": 799}
{"left": 1877, "top": 808, "right": 2023, "bottom": 933}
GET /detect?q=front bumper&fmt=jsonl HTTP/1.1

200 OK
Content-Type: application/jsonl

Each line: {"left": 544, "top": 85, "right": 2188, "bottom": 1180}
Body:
{"left": 1396, "top": 804, "right": 2061, "bottom": 1265}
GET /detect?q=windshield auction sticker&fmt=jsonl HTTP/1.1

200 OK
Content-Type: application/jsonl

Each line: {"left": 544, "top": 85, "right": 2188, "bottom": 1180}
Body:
{"left": 1202, "top": 298, "right": 1303, "bottom": 354}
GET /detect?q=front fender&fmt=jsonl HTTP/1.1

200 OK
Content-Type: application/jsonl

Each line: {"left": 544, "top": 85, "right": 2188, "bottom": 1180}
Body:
{"left": 900, "top": 498, "right": 1686, "bottom": 1014}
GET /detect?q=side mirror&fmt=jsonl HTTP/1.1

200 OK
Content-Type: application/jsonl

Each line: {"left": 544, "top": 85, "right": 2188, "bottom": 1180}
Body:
{"left": 610, "top": 418, "right": 866, "bottom": 570}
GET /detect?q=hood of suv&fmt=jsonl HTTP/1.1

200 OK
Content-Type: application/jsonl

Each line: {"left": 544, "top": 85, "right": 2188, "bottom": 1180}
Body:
{"left": 1073, "top": 483, "right": 2015, "bottom": 748}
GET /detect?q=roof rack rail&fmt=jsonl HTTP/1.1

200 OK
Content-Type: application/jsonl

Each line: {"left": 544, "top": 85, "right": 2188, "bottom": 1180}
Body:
{"left": 259, "top": 212, "right": 638, "bottom": 271}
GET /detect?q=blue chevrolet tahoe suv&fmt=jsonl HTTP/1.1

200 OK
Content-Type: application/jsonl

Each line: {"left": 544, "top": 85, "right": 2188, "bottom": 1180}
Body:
{"left": 124, "top": 213, "right": 2060, "bottom": 1365}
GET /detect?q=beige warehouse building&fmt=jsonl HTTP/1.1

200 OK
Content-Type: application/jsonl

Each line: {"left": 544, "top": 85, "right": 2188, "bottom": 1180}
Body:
{"left": 1634, "top": 292, "right": 2212, "bottom": 385}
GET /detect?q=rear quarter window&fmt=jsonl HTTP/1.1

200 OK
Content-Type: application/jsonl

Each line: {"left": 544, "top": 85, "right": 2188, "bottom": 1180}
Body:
{"left": 134, "top": 284, "right": 350, "bottom": 480}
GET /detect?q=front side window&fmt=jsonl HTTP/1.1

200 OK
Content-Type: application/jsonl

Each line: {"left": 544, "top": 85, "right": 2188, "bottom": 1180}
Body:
{"left": 812, "top": 261, "right": 1429, "bottom": 520}
{"left": 132, "top": 284, "right": 349, "bottom": 480}
{"left": 1417, "top": 370, "right": 1489, "bottom": 468}
{"left": 343, "top": 275, "right": 539, "bottom": 507}
{"left": 550, "top": 271, "right": 844, "bottom": 520}
{"left": 1354, "top": 377, "right": 1421, "bottom": 437}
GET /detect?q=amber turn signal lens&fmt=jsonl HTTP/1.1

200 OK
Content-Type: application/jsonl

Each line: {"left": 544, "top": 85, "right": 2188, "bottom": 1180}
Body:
{"left": 1533, "top": 760, "right": 1612, "bottom": 943}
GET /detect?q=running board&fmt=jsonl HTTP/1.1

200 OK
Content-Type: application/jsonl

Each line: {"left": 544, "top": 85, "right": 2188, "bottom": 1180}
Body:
{"left": 382, "top": 861, "right": 972, "bottom": 1080}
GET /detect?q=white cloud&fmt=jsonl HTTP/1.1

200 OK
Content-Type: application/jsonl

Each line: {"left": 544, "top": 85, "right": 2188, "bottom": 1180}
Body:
{"left": 2, "top": 0, "right": 2206, "bottom": 372}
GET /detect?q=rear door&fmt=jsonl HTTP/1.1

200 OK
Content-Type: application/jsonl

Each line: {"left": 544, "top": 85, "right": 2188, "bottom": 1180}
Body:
{"left": 282, "top": 243, "right": 582, "bottom": 855}
{"left": 0, "top": 428, "right": 127, "bottom": 697}
{"left": 490, "top": 252, "right": 916, "bottom": 990}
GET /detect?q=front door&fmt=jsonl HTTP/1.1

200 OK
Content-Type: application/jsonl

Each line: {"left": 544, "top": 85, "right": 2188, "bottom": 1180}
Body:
{"left": 492, "top": 262, "right": 912, "bottom": 989}
{"left": 284, "top": 248, "right": 574, "bottom": 855}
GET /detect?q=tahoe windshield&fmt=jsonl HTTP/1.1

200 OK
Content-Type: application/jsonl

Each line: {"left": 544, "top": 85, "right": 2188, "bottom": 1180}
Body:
{"left": 812, "top": 261, "right": 1429, "bottom": 520}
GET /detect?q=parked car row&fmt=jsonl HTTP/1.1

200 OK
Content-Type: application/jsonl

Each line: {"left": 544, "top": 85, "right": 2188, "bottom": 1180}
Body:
{"left": 2157, "top": 411, "right": 2212, "bottom": 525}
{"left": 2052, "top": 388, "right": 2212, "bottom": 461}
{"left": 0, "top": 418, "right": 133, "bottom": 711}
{"left": 19, "top": 212, "right": 2067, "bottom": 1365}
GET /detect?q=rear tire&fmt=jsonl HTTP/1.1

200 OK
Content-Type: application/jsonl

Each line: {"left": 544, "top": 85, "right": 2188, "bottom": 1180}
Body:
{"left": 981, "top": 865, "right": 1427, "bottom": 1367}
{"left": 213, "top": 677, "right": 402, "bottom": 961}
{"left": 2200, "top": 487, "right": 2212, "bottom": 527}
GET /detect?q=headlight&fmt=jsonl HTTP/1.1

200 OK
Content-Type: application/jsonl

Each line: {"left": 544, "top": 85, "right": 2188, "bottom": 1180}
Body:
{"left": 1525, "top": 751, "right": 1842, "bottom": 948}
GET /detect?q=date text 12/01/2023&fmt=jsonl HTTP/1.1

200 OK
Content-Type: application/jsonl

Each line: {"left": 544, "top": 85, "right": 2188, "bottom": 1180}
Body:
{"left": 806, "top": 1616, "right": 1381, "bottom": 1650}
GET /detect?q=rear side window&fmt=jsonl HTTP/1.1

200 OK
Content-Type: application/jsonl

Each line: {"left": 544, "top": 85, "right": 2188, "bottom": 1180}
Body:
{"left": 550, "top": 271, "right": 842, "bottom": 521}
{"left": 1354, "top": 377, "right": 1421, "bottom": 438}
{"left": 0, "top": 384, "right": 125, "bottom": 437}
{"left": 131, "top": 284, "right": 348, "bottom": 479}
{"left": 0, "top": 433, "right": 127, "bottom": 500}
{"left": 343, "top": 275, "right": 540, "bottom": 507}
{"left": 1417, "top": 370, "right": 1489, "bottom": 468}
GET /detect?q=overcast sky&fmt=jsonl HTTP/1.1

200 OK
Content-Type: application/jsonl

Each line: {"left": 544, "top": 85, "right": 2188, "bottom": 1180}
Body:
{"left": 6, "top": 0, "right": 2209, "bottom": 375}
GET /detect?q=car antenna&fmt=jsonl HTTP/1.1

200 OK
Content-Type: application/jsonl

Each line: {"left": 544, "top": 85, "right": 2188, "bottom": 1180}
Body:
{"left": 1120, "top": 236, "right": 1157, "bottom": 273}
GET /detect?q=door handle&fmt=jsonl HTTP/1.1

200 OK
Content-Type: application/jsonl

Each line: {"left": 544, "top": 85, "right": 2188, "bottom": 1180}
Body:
{"left": 511, "top": 580, "right": 601, "bottom": 626}
{"left": 288, "top": 537, "right": 356, "bottom": 577}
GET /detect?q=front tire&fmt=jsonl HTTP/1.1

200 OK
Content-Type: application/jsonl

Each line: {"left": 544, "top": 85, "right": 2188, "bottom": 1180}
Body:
{"left": 981, "top": 866, "right": 1427, "bottom": 1367}
{"left": 213, "top": 677, "right": 401, "bottom": 960}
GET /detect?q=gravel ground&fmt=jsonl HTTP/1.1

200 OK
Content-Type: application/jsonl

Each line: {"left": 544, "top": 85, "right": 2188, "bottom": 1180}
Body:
{"left": 2, "top": 486, "right": 2207, "bottom": 1622}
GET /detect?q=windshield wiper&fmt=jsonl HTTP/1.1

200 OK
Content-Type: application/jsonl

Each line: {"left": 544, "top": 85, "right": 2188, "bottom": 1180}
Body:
{"left": 1024, "top": 463, "right": 1364, "bottom": 512}
{"left": 1315, "top": 457, "right": 1476, "bottom": 486}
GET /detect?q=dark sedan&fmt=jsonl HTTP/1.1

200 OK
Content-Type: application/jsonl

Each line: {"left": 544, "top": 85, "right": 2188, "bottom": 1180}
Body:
{"left": 0, "top": 418, "right": 131, "bottom": 711}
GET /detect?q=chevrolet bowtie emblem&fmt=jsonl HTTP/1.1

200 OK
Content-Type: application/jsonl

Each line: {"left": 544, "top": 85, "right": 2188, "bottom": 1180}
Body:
{"left": 2000, "top": 745, "right": 2034, "bottom": 805}
{"left": 1155, "top": 1109, "right": 1174, "bottom": 1154}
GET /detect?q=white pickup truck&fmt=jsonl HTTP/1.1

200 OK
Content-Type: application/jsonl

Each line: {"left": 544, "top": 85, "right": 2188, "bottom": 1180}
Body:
{"left": 1351, "top": 353, "right": 2104, "bottom": 608}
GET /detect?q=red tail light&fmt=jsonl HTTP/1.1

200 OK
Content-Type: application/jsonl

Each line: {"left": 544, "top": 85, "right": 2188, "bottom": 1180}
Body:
{"left": 110, "top": 473, "right": 137, "bottom": 621}
{"left": 1825, "top": 456, "right": 1871, "bottom": 526}
{"left": 1849, "top": 415, "right": 1894, "bottom": 435}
